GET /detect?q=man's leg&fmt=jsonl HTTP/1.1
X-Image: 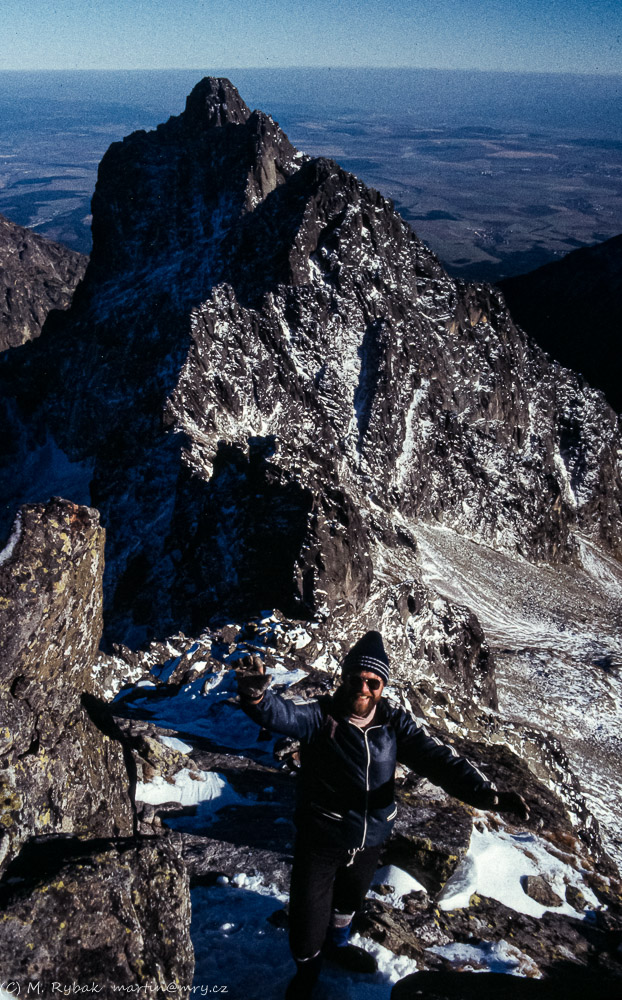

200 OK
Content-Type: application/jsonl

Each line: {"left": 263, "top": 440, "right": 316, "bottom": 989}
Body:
{"left": 286, "top": 836, "right": 343, "bottom": 997}
{"left": 324, "top": 844, "right": 382, "bottom": 972}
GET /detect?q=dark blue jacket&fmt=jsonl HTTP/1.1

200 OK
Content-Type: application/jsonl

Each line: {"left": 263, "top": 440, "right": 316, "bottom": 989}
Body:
{"left": 243, "top": 689, "right": 497, "bottom": 849}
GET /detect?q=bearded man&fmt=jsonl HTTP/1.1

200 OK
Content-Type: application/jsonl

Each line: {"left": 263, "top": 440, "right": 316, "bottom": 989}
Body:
{"left": 237, "top": 630, "right": 528, "bottom": 999}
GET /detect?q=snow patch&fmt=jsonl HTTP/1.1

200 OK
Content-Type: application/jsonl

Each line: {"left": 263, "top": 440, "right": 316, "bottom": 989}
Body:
{"left": 427, "top": 938, "right": 541, "bottom": 977}
{"left": 369, "top": 864, "right": 427, "bottom": 909}
{"left": 0, "top": 511, "right": 22, "bottom": 566}
{"left": 438, "top": 825, "right": 599, "bottom": 919}
{"left": 158, "top": 735, "right": 193, "bottom": 754}
{"left": 191, "top": 879, "right": 418, "bottom": 998}
{"left": 135, "top": 767, "right": 235, "bottom": 808}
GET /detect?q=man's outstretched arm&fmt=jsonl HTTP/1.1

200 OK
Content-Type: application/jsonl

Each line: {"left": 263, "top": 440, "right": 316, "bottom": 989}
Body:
{"left": 393, "top": 706, "right": 529, "bottom": 821}
{"left": 236, "top": 655, "right": 322, "bottom": 741}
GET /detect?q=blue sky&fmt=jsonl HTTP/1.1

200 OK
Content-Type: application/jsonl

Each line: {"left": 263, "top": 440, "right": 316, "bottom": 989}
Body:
{"left": 3, "top": 0, "right": 621, "bottom": 74}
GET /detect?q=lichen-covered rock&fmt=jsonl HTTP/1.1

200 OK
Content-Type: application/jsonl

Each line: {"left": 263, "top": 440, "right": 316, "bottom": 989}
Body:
{"left": 0, "top": 213, "right": 87, "bottom": 352}
{"left": 0, "top": 499, "right": 134, "bottom": 873}
{"left": 0, "top": 706, "right": 134, "bottom": 876}
{"left": 0, "top": 498, "right": 104, "bottom": 710}
{"left": 0, "top": 835, "right": 193, "bottom": 993}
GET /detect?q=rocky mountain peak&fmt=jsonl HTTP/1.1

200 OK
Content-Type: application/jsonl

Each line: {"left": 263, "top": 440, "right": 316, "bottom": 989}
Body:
{"left": 87, "top": 77, "right": 300, "bottom": 280}
{"left": 183, "top": 76, "right": 252, "bottom": 128}
{"left": 2, "top": 79, "right": 621, "bottom": 652}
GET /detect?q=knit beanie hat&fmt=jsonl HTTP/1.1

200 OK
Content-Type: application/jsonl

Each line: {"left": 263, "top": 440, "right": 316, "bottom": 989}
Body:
{"left": 342, "top": 630, "right": 390, "bottom": 684}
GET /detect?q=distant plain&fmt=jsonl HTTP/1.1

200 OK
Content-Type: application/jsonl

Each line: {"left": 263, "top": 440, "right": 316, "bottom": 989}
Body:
{"left": 0, "top": 68, "right": 620, "bottom": 282}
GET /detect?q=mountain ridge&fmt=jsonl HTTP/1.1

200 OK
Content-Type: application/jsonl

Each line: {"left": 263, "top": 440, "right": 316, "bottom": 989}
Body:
{"left": 498, "top": 234, "right": 622, "bottom": 413}
{"left": 1, "top": 77, "right": 621, "bottom": 650}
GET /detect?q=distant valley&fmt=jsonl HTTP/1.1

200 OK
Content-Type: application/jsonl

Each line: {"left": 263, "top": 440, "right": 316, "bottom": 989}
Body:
{"left": 0, "top": 68, "right": 620, "bottom": 282}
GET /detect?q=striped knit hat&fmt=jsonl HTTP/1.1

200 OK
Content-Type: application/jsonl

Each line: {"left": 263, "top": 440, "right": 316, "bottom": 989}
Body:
{"left": 342, "top": 630, "right": 390, "bottom": 684}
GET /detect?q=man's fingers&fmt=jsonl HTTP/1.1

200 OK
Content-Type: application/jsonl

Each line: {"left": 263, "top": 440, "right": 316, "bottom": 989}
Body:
{"left": 237, "top": 653, "right": 265, "bottom": 673}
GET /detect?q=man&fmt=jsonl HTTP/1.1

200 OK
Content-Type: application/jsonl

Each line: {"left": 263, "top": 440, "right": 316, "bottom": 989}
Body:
{"left": 237, "top": 630, "right": 529, "bottom": 999}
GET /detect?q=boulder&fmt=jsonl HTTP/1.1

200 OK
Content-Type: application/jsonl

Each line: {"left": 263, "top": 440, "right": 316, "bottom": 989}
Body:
{"left": 521, "top": 874, "right": 563, "bottom": 908}
{"left": 0, "top": 835, "right": 193, "bottom": 992}
{"left": 0, "top": 499, "right": 134, "bottom": 874}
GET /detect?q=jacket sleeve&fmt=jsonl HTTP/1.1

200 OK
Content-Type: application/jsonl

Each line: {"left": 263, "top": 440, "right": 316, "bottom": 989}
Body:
{"left": 240, "top": 688, "right": 324, "bottom": 742}
{"left": 392, "top": 706, "right": 497, "bottom": 808}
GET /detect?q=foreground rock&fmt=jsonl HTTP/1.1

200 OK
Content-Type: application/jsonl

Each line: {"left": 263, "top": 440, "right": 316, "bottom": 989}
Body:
{"left": 391, "top": 970, "right": 622, "bottom": 999}
{"left": 0, "top": 499, "right": 194, "bottom": 989}
{"left": 0, "top": 835, "right": 193, "bottom": 993}
{"left": 0, "top": 213, "right": 87, "bottom": 352}
{"left": 0, "top": 498, "right": 134, "bottom": 876}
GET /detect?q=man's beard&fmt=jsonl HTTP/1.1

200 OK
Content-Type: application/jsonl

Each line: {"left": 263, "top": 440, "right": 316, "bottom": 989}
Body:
{"left": 337, "top": 685, "right": 375, "bottom": 718}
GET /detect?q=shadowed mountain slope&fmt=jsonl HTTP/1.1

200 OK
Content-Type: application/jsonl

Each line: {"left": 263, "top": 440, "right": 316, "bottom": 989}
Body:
{"left": 0, "top": 213, "right": 87, "bottom": 352}
{"left": 498, "top": 234, "right": 622, "bottom": 413}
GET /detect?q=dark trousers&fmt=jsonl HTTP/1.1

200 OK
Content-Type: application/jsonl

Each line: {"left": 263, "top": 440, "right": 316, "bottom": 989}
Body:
{"left": 288, "top": 835, "right": 382, "bottom": 960}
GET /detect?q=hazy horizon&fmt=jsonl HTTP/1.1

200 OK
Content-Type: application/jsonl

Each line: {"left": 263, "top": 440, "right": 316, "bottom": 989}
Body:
{"left": 1, "top": 66, "right": 620, "bottom": 284}
{"left": 4, "top": 0, "right": 622, "bottom": 75}
{"left": 1, "top": 65, "right": 621, "bottom": 76}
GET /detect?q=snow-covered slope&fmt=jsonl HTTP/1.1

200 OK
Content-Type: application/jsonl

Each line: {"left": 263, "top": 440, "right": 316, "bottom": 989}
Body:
{"left": 415, "top": 522, "right": 622, "bottom": 869}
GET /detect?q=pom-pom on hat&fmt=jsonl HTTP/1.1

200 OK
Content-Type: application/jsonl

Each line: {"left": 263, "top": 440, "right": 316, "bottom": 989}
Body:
{"left": 342, "top": 630, "right": 389, "bottom": 684}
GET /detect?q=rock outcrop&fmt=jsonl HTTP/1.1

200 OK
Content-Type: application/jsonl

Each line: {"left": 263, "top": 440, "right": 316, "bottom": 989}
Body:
{"left": 498, "top": 234, "right": 622, "bottom": 413}
{"left": 0, "top": 499, "right": 194, "bottom": 990}
{"left": 0, "top": 498, "right": 134, "bottom": 874}
{"left": 0, "top": 213, "right": 87, "bottom": 352}
{"left": 0, "top": 835, "right": 193, "bottom": 993}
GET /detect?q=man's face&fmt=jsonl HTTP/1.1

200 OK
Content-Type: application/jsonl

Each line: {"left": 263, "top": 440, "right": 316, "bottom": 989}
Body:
{"left": 342, "top": 670, "right": 384, "bottom": 717}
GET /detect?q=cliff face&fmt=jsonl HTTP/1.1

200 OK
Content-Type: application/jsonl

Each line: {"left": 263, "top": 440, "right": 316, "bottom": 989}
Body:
{"left": 0, "top": 498, "right": 194, "bottom": 991}
{"left": 498, "top": 234, "right": 622, "bottom": 413}
{"left": 0, "top": 213, "right": 87, "bottom": 352}
{"left": 1, "top": 78, "right": 621, "bottom": 654}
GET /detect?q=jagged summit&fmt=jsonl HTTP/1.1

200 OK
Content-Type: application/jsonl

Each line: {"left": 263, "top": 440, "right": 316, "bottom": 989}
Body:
{"left": 1, "top": 78, "right": 621, "bottom": 650}
{"left": 183, "top": 76, "right": 252, "bottom": 128}
{"left": 88, "top": 77, "right": 300, "bottom": 277}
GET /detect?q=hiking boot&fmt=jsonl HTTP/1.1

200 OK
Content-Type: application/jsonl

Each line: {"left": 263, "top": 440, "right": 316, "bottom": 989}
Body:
{"left": 322, "top": 940, "right": 378, "bottom": 973}
{"left": 285, "top": 953, "right": 322, "bottom": 999}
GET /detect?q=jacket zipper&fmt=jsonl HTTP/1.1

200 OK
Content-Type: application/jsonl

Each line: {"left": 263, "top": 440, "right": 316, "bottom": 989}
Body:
{"left": 349, "top": 721, "right": 382, "bottom": 849}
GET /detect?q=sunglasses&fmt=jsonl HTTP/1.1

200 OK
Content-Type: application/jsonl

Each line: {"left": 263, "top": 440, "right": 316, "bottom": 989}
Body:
{"left": 345, "top": 674, "right": 382, "bottom": 692}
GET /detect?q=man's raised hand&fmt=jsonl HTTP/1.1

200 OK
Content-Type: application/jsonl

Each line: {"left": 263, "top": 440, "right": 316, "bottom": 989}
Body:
{"left": 235, "top": 653, "right": 271, "bottom": 703}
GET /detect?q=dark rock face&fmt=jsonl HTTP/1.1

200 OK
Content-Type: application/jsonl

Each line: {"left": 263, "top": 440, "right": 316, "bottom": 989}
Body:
{"left": 0, "top": 499, "right": 195, "bottom": 991}
{"left": 0, "top": 498, "right": 134, "bottom": 874}
{"left": 498, "top": 234, "right": 622, "bottom": 413}
{"left": 2, "top": 77, "right": 621, "bottom": 670}
{"left": 0, "top": 835, "right": 193, "bottom": 992}
{"left": 0, "top": 213, "right": 87, "bottom": 352}
{"left": 391, "top": 970, "right": 622, "bottom": 999}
